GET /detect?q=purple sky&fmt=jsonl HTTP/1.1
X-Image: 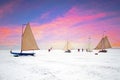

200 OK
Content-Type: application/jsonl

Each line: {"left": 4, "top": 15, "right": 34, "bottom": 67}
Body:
{"left": 0, "top": 0, "right": 120, "bottom": 49}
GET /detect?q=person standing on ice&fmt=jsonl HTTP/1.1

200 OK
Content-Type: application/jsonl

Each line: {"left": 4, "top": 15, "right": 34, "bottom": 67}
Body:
{"left": 82, "top": 48, "right": 84, "bottom": 52}
{"left": 48, "top": 47, "right": 53, "bottom": 52}
{"left": 86, "top": 49, "right": 88, "bottom": 52}
{"left": 78, "top": 49, "right": 80, "bottom": 52}
{"left": 48, "top": 49, "right": 51, "bottom": 52}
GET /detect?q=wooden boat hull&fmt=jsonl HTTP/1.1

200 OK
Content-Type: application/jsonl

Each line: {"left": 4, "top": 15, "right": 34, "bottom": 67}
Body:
{"left": 65, "top": 50, "right": 71, "bottom": 53}
{"left": 99, "top": 49, "right": 107, "bottom": 53}
{"left": 10, "top": 51, "right": 35, "bottom": 57}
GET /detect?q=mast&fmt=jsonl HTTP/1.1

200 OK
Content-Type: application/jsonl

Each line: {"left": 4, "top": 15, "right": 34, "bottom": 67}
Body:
{"left": 67, "top": 41, "right": 68, "bottom": 50}
{"left": 88, "top": 36, "right": 91, "bottom": 51}
{"left": 102, "top": 31, "right": 105, "bottom": 50}
{"left": 64, "top": 41, "right": 72, "bottom": 51}
{"left": 21, "top": 24, "right": 26, "bottom": 52}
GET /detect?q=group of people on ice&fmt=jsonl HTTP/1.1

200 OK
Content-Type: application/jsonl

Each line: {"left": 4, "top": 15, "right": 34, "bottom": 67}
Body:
{"left": 78, "top": 48, "right": 92, "bottom": 52}
{"left": 48, "top": 48, "right": 92, "bottom": 53}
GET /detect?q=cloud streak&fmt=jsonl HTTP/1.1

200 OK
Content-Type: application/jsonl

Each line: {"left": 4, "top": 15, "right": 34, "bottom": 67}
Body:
{"left": 0, "top": 4, "right": 120, "bottom": 49}
{"left": 29, "top": 6, "right": 120, "bottom": 48}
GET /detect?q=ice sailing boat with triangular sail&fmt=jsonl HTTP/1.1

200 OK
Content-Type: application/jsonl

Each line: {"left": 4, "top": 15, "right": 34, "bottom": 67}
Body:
{"left": 95, "top": 36, "right": 112, "bottom": 53}
{"left": 10, "top": 23, "right": 39, "bottom": 57}
{"left": 64, "top": 41, "right": 72, "bottom": 53}
{"left": 86, "top": 37, "right": 93, "bottom": 52}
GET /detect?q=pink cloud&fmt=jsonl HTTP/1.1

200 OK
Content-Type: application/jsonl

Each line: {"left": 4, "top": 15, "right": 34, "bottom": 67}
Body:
{"left": 0, "top": 24, "right": 44, "bottom": 49}
{"left": 0, "top": 26, "right": 21, "bottom": 47}
{"left": 30, "top": 6, "right": 120, "bottom": 48}
{"left": 1, "top": 6, "right": 120, "bottom": 49}
{"left": 0, "top": 27, "right": 11, "bottom": 45}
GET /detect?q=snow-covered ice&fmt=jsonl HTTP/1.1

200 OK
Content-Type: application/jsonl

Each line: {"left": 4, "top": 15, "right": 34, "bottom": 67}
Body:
{"left": 0, "top": 49, "right": 120, "bottom": 80}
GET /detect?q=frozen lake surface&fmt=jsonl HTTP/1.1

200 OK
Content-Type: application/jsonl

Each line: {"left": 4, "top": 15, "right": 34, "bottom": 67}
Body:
{"left": 0, "top": 49, "right": 120, "bottom": 80}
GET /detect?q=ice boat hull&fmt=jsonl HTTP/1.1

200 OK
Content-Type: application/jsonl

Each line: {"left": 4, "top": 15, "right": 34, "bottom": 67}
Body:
{"left": 99, "top": 49, "right": 107, "bottom": 53}
{"left": 10, "top": 51, "right": 35, "bottom": 57}
{"left": 65, "top": 50, "right": 71, "bottom": 53}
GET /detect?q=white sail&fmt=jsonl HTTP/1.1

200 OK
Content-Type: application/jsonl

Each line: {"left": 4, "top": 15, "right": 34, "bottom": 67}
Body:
{"left": 21, "top": 23, "right": 39, "bottom": 51}
{"left": 64, "top": 41, "right": 72, "bottom": 51}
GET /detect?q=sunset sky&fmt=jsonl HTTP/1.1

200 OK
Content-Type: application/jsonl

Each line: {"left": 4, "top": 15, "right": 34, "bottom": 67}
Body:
{"left": 0, "top": 0, "right": 120, "bottom": 50}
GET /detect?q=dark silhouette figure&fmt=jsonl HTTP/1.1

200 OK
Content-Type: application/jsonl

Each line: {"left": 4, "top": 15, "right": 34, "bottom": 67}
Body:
{"left": 78, "top": 49, "right": 80, "bottom": 52}
{"left": 86, "top": 49, "right": 88, "bottom": 52}
{"left": 82, "top": 48, "right": 84, "bottom": 52}
{"left": 48, "top": 49, "right": 51, "bottom": 52}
